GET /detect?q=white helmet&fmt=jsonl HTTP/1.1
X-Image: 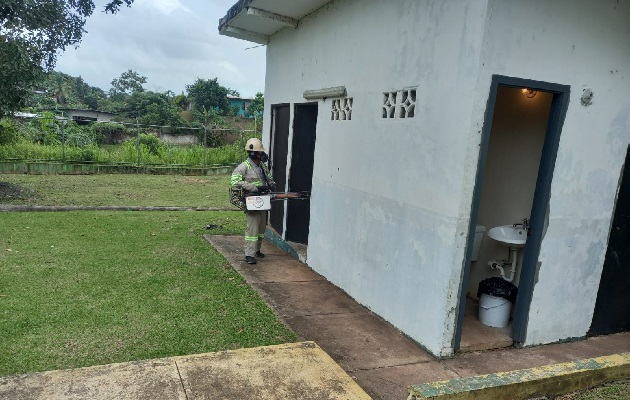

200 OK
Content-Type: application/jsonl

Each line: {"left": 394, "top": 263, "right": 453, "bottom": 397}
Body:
{"left": 245, "top": 137, "right": 266, "bottom": 152}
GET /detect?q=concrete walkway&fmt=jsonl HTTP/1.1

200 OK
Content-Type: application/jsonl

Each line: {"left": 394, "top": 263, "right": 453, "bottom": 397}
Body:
{"left": 205, "top": 235, "right": 630, "bottom": 400}
{"left": 0, "top": 342, "right": 370, "bottom": 400}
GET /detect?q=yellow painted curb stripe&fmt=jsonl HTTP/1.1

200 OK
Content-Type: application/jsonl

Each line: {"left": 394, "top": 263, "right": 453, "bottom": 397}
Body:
{"left": 408, "top": 353, "right": 630, "bottom": 400}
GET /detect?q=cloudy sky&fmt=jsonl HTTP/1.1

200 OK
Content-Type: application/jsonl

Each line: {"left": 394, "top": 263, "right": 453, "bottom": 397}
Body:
{"left": 56, "top": 0, "right": 266, "bottom": 98}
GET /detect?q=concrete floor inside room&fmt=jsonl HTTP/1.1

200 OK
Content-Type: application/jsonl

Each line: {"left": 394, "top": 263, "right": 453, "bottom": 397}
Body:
{"left": 459, "top": 297, "right": 513, "bottom": 352}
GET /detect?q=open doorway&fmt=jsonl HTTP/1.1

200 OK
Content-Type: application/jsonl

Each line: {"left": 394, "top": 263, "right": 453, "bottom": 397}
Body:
{"left": 455, "top": 76, "right": 570, "bottom": 352}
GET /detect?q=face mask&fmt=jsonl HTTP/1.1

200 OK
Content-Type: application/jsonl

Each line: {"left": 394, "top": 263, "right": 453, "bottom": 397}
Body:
{"left": 260, "top": 152, "right": 269, "bottom": 163}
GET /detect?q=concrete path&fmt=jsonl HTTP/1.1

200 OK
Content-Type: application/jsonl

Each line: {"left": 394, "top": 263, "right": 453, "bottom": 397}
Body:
{"left": 0, "top": 342, "right": 370, "bottom": 400}
{"left": 205, "top": 235, "right": 630, "bottom": 400}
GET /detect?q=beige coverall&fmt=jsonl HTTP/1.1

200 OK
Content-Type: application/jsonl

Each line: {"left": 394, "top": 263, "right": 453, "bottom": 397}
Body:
{"left": 230, "top": 158, "right": 273, "bottom": 257}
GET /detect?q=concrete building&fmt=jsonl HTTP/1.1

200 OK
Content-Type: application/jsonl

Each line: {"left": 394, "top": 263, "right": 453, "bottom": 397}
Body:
{"left": 61, "top": 109, "right": 115, "bottom": 124}
{"left": 219, "top": 0, "right": 630, "bottom": 357}
{"left": 228, "top": 95, "right": 253, "bottom": 118}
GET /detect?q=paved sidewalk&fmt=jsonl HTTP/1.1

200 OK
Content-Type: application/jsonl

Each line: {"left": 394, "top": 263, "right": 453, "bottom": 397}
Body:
{"left": 0, "top": 342, "right": 370, "bottom": 400}
{"left": 205, "top": 235, "right": 630, "bottom": 400}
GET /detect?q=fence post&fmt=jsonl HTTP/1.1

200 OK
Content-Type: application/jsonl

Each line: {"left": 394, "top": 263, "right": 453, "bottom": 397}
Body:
{"left": 240, "top": 129, "right": 245, "bottom": 163}
{"left": 60, "top": 120, "right": 66, "bottom": 163}
{"left": 136, "top": 119, "right": 140, "bottom": 167}
{"left": 203, "top": 126, "right": 207, "bottom": 167}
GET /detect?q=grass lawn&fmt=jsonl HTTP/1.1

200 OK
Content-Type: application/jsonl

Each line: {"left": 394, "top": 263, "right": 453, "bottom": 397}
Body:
{"left": 0, "top": 173, "right": 233, "bottom": 208}
{"left": 530, "top": 380, "right": 630, "bottom": 399}
{"left": 0, "top": 174, "right": 296, "bottom": 376}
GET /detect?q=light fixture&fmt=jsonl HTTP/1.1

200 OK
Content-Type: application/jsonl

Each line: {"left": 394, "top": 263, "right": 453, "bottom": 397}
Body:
{"left": 521, "top": 88, "right": 537, "bottom": 98}
{"left": 303, "top": 86, "right": 347, "bottom": 100}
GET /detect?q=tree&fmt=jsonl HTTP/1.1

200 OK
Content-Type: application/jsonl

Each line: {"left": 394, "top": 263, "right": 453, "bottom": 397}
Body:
{"left": 25, "top": 71, "right": 107, "bottom": 111}
{"left": 186, "top": 78, "right": 230, "bottom": 117}
{"left": 247, "top": 92, "right": 264, "bottom": 118}
{"left": 0, "top": 39, "right": 44, "bottom": 117}
{"left": 0, "top": 0, "right": 134, "bottom": 118}
{"left": 173, "top": 93, "right": 190, "bottom": 111}
{"left": 124, "top": 91, "right": 185, "bottom": 127}
{"left": 110, "top": 69, "right": 147, "bottom": 99}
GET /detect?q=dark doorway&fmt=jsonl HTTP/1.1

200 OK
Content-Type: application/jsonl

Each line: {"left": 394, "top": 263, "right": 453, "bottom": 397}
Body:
{"left": 285, "top": 103, "right": 318, "bottom": 244}
{"left": 269, "top": 104, "right": 290, "bottom": 235}
{"left": 589, "top": 145, "right": 630, "bottom": 336}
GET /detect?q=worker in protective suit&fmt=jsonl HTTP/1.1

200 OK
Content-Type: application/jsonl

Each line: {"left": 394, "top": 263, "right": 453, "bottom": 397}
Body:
{"left": 230, "top": 138, "right": 275, "bottom": 264}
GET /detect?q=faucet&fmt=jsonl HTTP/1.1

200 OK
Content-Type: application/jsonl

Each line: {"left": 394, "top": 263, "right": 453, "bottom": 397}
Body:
{"left": 513, "top": 218, "right": 529, "bottom": 231}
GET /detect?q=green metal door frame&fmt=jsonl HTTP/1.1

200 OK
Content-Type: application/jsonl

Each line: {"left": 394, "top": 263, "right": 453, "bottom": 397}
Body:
{"left": 454, "top": 75, "right": 571, "bottom": 351}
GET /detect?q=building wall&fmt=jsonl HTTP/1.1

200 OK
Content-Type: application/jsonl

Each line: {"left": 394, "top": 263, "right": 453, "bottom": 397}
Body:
{"left": 229, "top": 98, "right": 252, "bottom": 118}
{"left": 262, "top": 0, "right": 630, "bottom": 355}
{"left": 467, "top": 0, "right": 630, "bottom": 345}
{"left": 64, "top": 109, "right": 114, "bottom": 122}
{"left": 263, "top": 0, "right": 490, "bottom": 356}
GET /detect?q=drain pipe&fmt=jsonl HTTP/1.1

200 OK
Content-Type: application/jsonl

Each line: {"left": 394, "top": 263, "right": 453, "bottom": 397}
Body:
{"left": 488, "top": 248, "right": 518, "bottom": 282}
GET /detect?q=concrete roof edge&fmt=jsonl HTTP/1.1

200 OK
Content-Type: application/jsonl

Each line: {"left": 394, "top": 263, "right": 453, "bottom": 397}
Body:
{"left": 218, "top": 0, "right": 255, "bottom": 32}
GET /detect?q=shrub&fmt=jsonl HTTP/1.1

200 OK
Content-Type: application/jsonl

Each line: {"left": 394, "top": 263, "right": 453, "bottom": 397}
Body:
{"left": 0, "top": 118, "right": 20, "bottom": 145}
{"left": 62, "top": 122, "right": 98, "bottom": 147}
{"left": 139, "top": 133, "right": 162, "bottom": 155}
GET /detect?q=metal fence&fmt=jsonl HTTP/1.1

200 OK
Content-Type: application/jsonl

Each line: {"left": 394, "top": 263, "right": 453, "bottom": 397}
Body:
{"left": 0, "top": 116, "right": 260, "bottom": 170}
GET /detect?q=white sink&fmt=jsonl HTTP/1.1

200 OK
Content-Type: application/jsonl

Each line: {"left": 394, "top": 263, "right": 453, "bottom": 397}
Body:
{"left": 488, "top": 225, "right": 527, "bottom": 248}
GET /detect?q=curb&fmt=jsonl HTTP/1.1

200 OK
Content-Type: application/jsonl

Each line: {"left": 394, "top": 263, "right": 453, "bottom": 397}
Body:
{"left": 408, "top": 353, "right": 630, "bottom": 399}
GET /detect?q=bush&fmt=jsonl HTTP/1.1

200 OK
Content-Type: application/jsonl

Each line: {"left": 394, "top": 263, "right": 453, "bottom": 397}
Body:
{"left": 139, "top": 133, "right": 162, "bottom": 155}
{"left": 0, "top": 118, "right": 20, "bottom": 145}
{"left": 62, "top": 122, "right": 98, "bottom": 147}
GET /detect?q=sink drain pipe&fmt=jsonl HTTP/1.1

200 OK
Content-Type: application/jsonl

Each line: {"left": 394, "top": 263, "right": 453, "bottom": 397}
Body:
{"left": 488, "top": 247, "right": 519, "bottom": 282}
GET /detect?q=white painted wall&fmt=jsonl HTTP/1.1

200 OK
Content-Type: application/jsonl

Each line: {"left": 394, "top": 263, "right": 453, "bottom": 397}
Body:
{"left": 467, "top": 0, "right": 630, "bottom": 345}
{"left": 263, "top": 0, "right": 490, "bottom": 356}
{"left": 260, "top": 0, "right": 630, "bottom": 355}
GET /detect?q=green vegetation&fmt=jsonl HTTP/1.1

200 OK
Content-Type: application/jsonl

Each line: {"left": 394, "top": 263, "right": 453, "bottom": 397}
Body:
{"left": 22, "top": 70, "right": 262, "bottom": 126}
{"left": 0, "top": 117, "right": 248, "bottom": 166}
{"left": 0, "top": 174, "right": 296, "bottom": 376}
{"left": 531, "top": 381, "right": 630, "bottom": 399}
{"left": 0, "top": 0, "right": 134, "bottom": 119}
{"left": 0, "top": 173, "right": 235, "bottom": 208}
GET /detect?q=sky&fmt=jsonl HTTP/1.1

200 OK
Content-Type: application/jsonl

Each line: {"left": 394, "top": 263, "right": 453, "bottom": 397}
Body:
{"left": 56, "top": 0, "right": 266, "bottom": 98}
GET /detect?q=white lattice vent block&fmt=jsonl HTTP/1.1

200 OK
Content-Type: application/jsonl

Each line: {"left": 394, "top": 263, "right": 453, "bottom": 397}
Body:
{"left": 332, "top": 98, "right": 353, "bottom": 121}
{"left": 382, "top": 88, "right": 416, "bottom": 119}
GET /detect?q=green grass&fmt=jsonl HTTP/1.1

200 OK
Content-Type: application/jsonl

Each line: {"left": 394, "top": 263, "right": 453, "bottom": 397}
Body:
{"left": 531, "top": 381, "right": 630, "bottom": 399}
{"left": 0, "top": 174, "right": 296, "bottom": 376}
{"left": 0, "top": 173, "right": 234, "bottom": 208}
{"left": 0, "top": 141, "right": 244, "bottom": 166}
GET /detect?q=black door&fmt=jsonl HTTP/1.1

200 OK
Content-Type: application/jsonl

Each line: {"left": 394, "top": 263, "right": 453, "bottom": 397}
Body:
{"left": 589, "top": 145, "right": 630, "bottom": 336}
{"left": 285, "top": 103, "right": 317, "bottom": 244}
{"left": 269, "top": 105, "right": 290, "bottom": 235}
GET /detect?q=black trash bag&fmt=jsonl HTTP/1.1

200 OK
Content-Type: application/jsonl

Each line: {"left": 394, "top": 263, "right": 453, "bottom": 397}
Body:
{"left": 477, "top": 277, "right": 518, "bottom": 303}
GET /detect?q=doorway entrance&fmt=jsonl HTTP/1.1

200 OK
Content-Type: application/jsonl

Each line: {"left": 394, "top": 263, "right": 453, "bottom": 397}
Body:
{"left": 589, "top": 145, "right": 630, "bottom": 336}
{"left": 285, "top": 103, "right": 318, "bottom": 245}
{"left": 269, "top": 104, "right": 290, "bottom": 235}
{"left": 454, "top": 76, "right": 571, "bottom": 352}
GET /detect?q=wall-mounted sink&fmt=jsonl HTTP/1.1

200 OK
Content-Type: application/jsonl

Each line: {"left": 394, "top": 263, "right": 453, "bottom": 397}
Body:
{"left": 488, "top": 225, "right": 527, "bottom": 248}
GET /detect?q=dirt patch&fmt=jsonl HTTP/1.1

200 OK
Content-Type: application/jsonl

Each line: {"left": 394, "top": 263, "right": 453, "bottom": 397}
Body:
{"left": 0, "top": 182, "right": 36, "bottom": 203}
{"left": 175, "top": 177, "right": 208, "bottom": 184}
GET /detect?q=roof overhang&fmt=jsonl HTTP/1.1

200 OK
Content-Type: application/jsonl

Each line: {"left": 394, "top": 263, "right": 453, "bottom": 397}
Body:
{"left": 218, "top": 0, "right": 333, "bottom": 44}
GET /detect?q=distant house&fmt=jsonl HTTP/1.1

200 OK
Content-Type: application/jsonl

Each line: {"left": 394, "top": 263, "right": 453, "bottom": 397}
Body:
{"left": 219, "top": 0, "right": 630, "bottom": 358}
{"left": 14, "top": 112, "right": 66, "bottom": 122}
{"left": 228, "top": 95, "right": 252, "bottom": 118}
{"left": 60, "top": 109, "right": 115, "bottom": 124}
